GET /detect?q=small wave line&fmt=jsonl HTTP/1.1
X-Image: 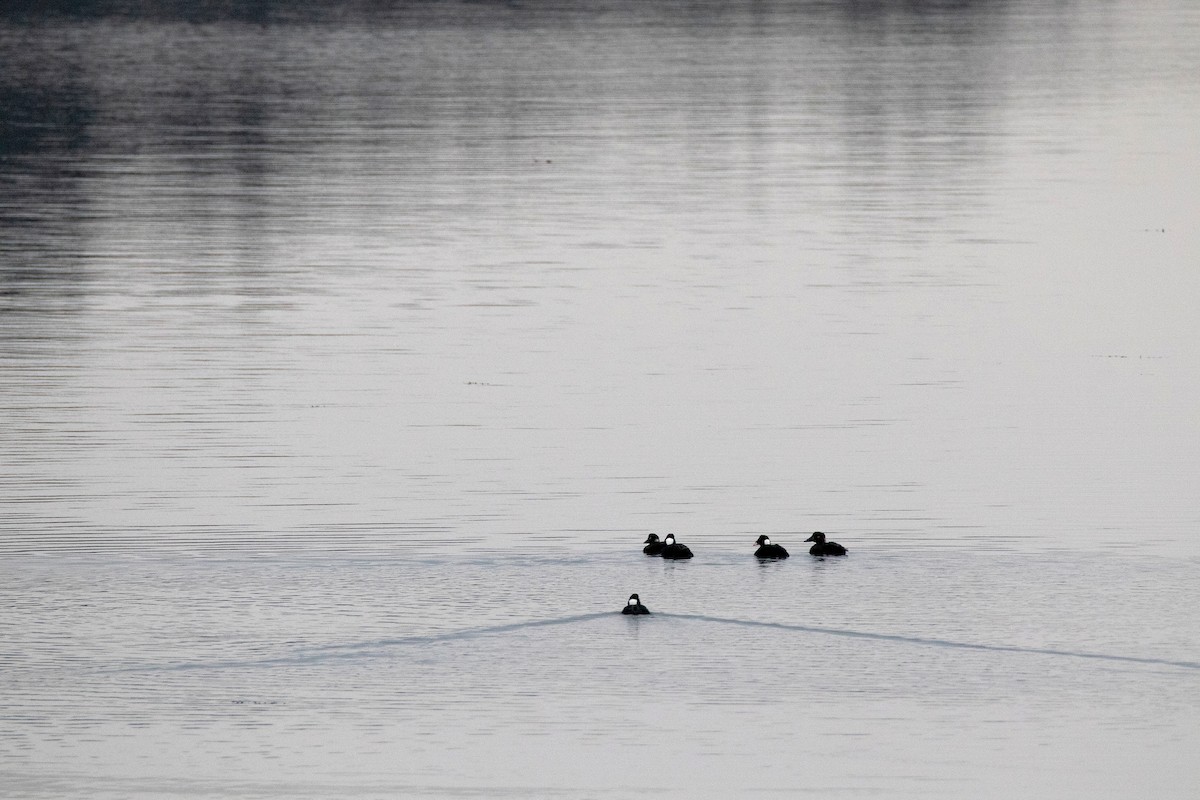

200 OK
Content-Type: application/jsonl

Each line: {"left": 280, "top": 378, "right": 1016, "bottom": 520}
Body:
{"left": 108, "top": 611, "right": 1198, "bottom": 674}
{"left": 110, "top": 612, "right": 614, "bottom": 673}
{"left": 660, "top": 613, "right": 1200, "bottom": 671}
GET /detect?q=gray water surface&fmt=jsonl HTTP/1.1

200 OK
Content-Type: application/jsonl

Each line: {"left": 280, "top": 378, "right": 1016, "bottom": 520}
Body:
{"left": 2, "top": 0, "right": 1199, "bottom": 796}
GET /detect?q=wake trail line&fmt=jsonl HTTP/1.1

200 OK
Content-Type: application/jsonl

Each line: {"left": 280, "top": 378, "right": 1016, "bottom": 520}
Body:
{"left": 111, "top": 612, "right": 614, "bottom": 673}
{"left": 660, "top": 613, "right": 1200, "bottom": 671}
{"left": 108, "top": 611, "right": 1197, "bottom": 674}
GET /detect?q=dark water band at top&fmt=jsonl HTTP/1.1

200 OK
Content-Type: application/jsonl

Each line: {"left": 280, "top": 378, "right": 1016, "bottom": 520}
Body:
{"left": 113, "top": 611, "right": 1200, "bottom": 674}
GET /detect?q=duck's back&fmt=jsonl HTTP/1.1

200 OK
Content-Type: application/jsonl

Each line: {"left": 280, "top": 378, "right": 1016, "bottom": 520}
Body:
{"left": 755, "top": 543, "right": 789, "bottom": 559}
{"left": 662, "top": 543, "right": 693, "bottom": 560}
{"left": 810, "top": 541, "right": 847, "bottom": 556}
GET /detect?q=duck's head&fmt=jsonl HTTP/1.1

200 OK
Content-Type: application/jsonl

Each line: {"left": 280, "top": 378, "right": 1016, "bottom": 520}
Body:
{"left": 804, "top": 532, "right": 826, "bottom": 543}
{"left": 663, "top": 534, "right": 677, "bottom": 545}
{"left": 627, "top": 593, "right": 641, "bottom": 605}
{"left": 643, "top": 534, "right": 660, "bottom": 544}
{"left": 755, "top": 535, "right": 772, "bottom": 546}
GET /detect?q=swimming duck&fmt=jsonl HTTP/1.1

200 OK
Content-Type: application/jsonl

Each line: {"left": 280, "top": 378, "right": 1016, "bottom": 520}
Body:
{"left": 622, "top": 593, "right": 650, "bottom": 615}
{"left": 642, "top": 533, "right": 665, "bottom": 555}
{"left": 660, "top": 533, "right": 693, "bottom": 560}
{"left": 754, "top": 534, "right": 789, "bottom": 559}
{"left": 805, "top": 531, "right": 847, "bottom": 556}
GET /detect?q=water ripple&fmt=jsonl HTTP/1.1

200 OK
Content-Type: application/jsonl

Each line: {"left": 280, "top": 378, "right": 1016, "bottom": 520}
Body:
{"left": 664, "top": 614, "right": 1200, "bottom": 672}
{"left": 110, "top": 610, "right": 1200, "bottom": 674}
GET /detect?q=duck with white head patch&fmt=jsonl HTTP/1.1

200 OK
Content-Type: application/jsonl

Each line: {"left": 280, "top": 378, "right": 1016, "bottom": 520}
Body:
{"left": 621, "top": 593, "right": 650, "bottom": 615}
{"left": 659, "top": 533, "right": 693, "bottom": 560}
{"left": 754, "top": 534, "right": 789, "bottom": 559}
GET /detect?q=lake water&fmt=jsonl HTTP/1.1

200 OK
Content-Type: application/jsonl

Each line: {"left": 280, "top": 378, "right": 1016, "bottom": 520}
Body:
{"left": 2, "top": 0, "right": 1199, "bottom": 797}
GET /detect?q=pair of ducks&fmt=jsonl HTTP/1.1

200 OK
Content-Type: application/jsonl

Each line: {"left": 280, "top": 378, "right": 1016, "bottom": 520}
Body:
{"left": 641, "top": 531, "right": 847, "bottom": 559}
{"left": 640, "top": 532, "right": 694, "bottom": 559}
{"left": 756, "top": 532, "right": 848, "bottom": 558}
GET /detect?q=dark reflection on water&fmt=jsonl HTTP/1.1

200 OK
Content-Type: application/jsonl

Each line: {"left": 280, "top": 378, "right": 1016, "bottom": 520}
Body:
{"left": 0, "top": 0, "right": 1040, "bottom": 304}
{"left": 1, "top": 0, "right": 1020, "bottom": 265}
{"left": 0, "top": 85, "right": 92, "bottom": 156}
{"left": 0, "top": 84, "right": 93, "bottom": 303}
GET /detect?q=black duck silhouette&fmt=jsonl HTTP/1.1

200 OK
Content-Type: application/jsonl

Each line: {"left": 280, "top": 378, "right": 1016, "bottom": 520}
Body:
{"left": 660, "top": 533, "right": 693, "bottom": 560}
{"left": 754, "top": 534, "right": 789, "bottom": 559}
{"left": 805, "top": 531, "right": 847, "bottom": 556}
{"left": 642, "top": 533, "right": 665, "bottom": 555}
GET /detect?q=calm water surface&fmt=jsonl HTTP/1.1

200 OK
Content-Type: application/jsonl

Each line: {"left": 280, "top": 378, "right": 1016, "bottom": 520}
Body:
{"left": 2, "top": 0, "right": 1199, "bottom": 797}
